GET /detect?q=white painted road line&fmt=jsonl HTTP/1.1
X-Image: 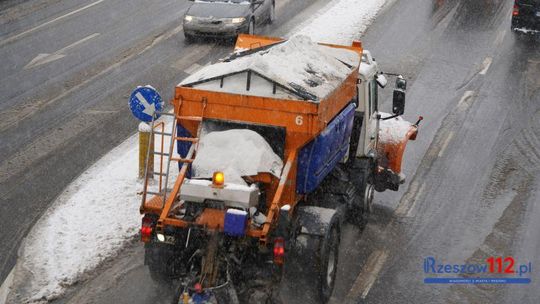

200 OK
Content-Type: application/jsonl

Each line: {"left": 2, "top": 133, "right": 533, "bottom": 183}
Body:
{"left": 403, "top": 183, "right": 425, "bottom": 217}
{"left": 395, "top": 180, "right": 425, "bottom": 217}
{"left": 457, "top": 91, "right": 474, "bottom": 106}
{"left": 457, "top": 90, "right": 475, "bottom": 111}
{"left": 345, "top": 250, "right": 389, "bottom": 301}
{"left": 24, "top": 33, "right": 100, "bottom": 69}
{"left": 24, "top": 53, "right": 65, "bottom": 70}
{"left": 395, "top": 180, "right": 419, "bottom": 216}
{"left": 479, "top": 57, "right": 493, "bottom": 75}
{"left": 0, "top": 267, "right": 14, "bottom": 304}
{"left": 56, "top": 32, "right": 100, "bottom": 54}
{"left": 40, "top": 24, "right": 183, "bottom": 110}
{"left": 1, "top": 0, "right": 105, "bottom": 47}
{"left": 438, "top": 131, "right": 454, "bottom": 158}
{"left": 494, "top": 29, "right": 506, "bottom": 47}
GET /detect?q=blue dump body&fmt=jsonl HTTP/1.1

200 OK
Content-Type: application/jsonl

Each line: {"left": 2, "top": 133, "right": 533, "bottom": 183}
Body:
{"left": 296, "top": 103, "right": 356, "bottom": 194}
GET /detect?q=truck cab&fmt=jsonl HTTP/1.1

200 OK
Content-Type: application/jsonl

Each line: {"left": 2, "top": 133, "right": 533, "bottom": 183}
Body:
{"left": 351, "top": 48, "right": 417, "bottom": 197}
{"left": 355, "top": 50, "right": 381, "bottom": 159}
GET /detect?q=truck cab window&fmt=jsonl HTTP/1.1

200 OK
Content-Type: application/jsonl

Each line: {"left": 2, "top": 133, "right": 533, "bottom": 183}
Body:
{"left": 368, "top": 79, "right": 378, "bottom": 114}
{"left": 369, "top": 79, "right": 379, "bottom": 114}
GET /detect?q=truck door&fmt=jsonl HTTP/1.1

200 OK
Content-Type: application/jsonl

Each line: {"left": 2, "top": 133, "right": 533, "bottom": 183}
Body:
{"left": 365, "top": 78, "right": 379, "bottom": 155}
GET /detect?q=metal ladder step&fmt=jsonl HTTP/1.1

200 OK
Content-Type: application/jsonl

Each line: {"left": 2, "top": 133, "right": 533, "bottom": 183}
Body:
{"left": 176, "top": 137, "right": 199, "bottom": 143}
{"left": 170, "top": 157, "right": 194, "bottom": 164}
{"left": 152, "top": 151, "right": 170, "bottom": 156}
{"left": 153, "top": 172, "right": 166, "bottom": 176}
{"left": 146, "top": 191, "right": 165, "bottom": 196}
{"left": 177, "top": 115, "right": 203, "bottom": 122}
{"left": 154, "top": 131, "right": 173, "bottom": 136}
{"left": 156, "top": 112, "right": 175, "bottom": 116}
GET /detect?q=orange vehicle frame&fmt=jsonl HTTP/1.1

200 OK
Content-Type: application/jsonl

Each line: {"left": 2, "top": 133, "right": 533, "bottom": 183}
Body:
{"left": 141, "top": 35, "right": 364, "bottom": 244}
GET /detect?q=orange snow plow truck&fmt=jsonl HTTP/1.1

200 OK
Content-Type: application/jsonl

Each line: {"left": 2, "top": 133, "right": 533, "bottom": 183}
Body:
{"left": 138, "top": 34, "right": 421, "bottom": 303}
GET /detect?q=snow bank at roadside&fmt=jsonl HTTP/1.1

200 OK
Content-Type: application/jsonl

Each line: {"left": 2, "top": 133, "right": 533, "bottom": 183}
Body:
{"left": 10, "top": 0, "right": 388, "bottom": 301}
{"left": 15, "top": 135, "right": 142, "bottom": 302}
{"left": 292, "top": 0, "right": 387, "bottom": 44}
{"left": 12, "top": 117, "right": 179, "bottom": 303}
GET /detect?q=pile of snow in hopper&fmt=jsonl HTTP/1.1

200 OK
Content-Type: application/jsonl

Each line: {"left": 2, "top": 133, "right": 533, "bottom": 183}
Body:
{"left": 192, "top": 129, "right": 283, "bottom": 185}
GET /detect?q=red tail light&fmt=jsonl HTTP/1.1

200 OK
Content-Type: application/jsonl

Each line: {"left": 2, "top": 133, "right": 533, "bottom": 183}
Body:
{"left": 141, "top": 216, "right": 154, "bottom": 243}
{"left": 273, "top": 237, "right": 285, "bottom": 265}
{"left": 513, "top": 5, "right": 519, "bottom": 16}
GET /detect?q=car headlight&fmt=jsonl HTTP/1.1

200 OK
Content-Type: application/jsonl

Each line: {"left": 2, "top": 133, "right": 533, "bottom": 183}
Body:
{"left": 184, "top": 15, "right": 193, "bottom": 22}
{"left": 230, "top": 17, "right": 246, "bottom": 24}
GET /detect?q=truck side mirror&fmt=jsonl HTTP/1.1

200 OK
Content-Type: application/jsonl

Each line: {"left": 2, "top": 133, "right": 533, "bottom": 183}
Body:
{"left": 392, "top": 76, "right": 407, "bottom": 115}
{"left": 376, "top": 74, "right": 387, "bottom": 88}
{"left": 393, "top": 90, "right": 405, "bottom": 115}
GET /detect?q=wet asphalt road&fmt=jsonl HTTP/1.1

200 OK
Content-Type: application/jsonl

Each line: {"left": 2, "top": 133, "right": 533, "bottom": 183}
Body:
{"left": 0, "top": 0, "right": 325, "bottom": 286}
{"left": 2, "top": 0, "right": 540, "bottom": 303}
{"left": 353, "top": 0, "right": 540, "bottom": 303}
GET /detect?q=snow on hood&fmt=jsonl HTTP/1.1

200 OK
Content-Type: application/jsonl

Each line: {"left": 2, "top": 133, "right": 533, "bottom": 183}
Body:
{"left": 180, "top": 35, "right": 359, "bottom": 102}
{"left": 379, "top": 112, "right": 413, "bottom": 144}
{"left": 192, "top": 129, "right": 283, "bottom": 185}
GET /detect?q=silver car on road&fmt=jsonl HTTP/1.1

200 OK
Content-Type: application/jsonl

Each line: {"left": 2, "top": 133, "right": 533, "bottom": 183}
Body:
{"left": 183, "top": 0, "right": 275, "bottom": 40}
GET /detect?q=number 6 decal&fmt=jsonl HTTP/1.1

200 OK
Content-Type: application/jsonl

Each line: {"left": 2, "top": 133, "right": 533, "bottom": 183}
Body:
{"left": 295, "top": 115, "right": 303, "bottom": 126}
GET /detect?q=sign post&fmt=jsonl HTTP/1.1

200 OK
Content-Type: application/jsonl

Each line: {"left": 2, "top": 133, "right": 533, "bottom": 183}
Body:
{"left": 129, "top": 86, "right": 163, "bottom": 179}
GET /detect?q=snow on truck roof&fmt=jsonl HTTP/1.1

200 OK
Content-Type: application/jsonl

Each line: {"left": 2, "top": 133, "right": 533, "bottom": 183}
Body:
{"left": 179, "top": 35, "right": 360, "bottom": 102}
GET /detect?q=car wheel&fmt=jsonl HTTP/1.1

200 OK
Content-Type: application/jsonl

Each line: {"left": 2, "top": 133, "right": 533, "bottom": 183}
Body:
{"left": 248, "top": 18, "right": 255, "bottom": 35}
{"left": 184, "top": 33, "right": 195, "bottom": 43}
{"left": 269, "top": 3, "right": 275, "bottom": 24}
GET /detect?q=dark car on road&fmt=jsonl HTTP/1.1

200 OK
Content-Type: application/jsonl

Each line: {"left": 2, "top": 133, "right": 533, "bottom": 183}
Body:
{"left": 183, "top": 0, "right": 275, "bottom": 41}
{"left": 512, "top": 0, "right": 540, "bottom": 35}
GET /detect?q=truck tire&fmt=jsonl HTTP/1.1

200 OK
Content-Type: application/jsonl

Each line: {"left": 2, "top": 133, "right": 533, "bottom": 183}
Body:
{"left": 319, "top": 218, "right": 340, "bottom": 303}
{"left": 311, "top": 162, "right": 367, "bottom": 227}
{"left": 347, "top": 157, "right": 373, "bottom": 226}
{"left": 145, "top": 242, "right": 179, "bottom": 284}
{"left": 184, "top": 33, "right": 195, "bottom": 43}
{"left": 286, "top": 206, "right": 342, "bottom": 304}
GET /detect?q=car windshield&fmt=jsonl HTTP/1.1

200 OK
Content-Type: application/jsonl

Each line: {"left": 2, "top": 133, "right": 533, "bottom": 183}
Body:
{"left": 196, "top": 0, "right": 250, "bottom": 4}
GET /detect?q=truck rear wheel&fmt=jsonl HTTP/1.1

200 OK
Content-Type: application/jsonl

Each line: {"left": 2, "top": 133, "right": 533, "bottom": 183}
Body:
{"left": 347, "top": 158, "right": 373, "bottom": 226}
{"left": 319, "top": 219, "right": 340, "bottom": 303}
{"left": 311, "top": 162, "right": 367, "bottom": 227}
{"left": 145, "top": 242, "right": 180, "bottom": 284}
{"left": 287, "top": 206, "right": 342, "bottom": 304}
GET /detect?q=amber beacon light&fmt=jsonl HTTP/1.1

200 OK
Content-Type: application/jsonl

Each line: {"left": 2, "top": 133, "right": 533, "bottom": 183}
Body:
{"left": 212, "top": 171, "right": 225, "bottom": 188}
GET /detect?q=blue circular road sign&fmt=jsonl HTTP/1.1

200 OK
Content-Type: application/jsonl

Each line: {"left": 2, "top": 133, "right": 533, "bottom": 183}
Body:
{"left": 129, "top": 85, "right": 163, "bottom": 122}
